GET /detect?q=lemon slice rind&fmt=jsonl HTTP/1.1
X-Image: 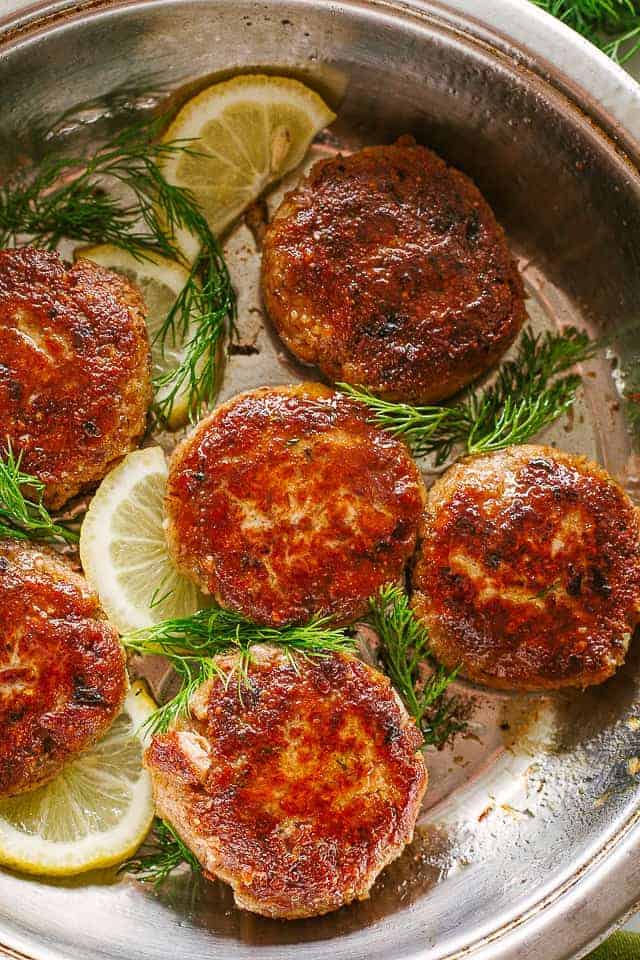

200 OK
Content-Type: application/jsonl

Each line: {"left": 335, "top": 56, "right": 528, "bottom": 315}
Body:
{"left": 79, "top": 447, "right": 204, "bottom": 634}
{"left": 160, "top": 74, "right": 336, "bottom": 260}
{"left": 0, "top": 683, "right": 156, "bottom": 877}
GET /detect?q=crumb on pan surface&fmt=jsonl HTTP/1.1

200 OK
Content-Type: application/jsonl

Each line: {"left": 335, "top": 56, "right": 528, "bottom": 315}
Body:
{"left": 144, "top": 644, "right": 427, "bottom": 919}
{"left": 164, "top": 383, "right": 426, "bottom": 626}
{"left": 261, "top": 137, "right": 526, "bottom": 403}
{"left": 0, "top": 540, "right": 127, "bottom": 798}
{"left": 0, "top": 247, "right": 152, "bottom": 508}
{"left": 412, "top": 444, "right": 640, "bottom": 691}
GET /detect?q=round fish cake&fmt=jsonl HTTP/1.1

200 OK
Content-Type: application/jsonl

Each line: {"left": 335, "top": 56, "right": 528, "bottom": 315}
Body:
{"left": 0, "top": 540, "right": 127, "bottom": 797}
{"left": 164, "top": 383, "right": 426, "bottom": 626}
{"left": 412, "top": 445, "right": 640, "bottom": 690}
{"left": 261, "top": 138, "right": 527, "bottom": 403}
{"left": 145, "top": 644, "right": 427, "bottom": 919}
{"left": 0, "top": 247, "right": 152, "bottom": 508}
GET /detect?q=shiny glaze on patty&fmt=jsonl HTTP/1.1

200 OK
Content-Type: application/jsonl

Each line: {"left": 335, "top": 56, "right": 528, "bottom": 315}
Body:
{"left": 0, "top": 247, "right": 151, "bottom": 508}
{"left": 145, "top": 645, "right": 427, "bottom": 918}
{"left": 0, "top": 540, "right": 127, "bottom": 797}
{"left": 412, "top": 445, "right": 640, "bottom": 690}
{"left": 164, "top": 383, "right": 426, "bottom": 626}
{"left": 262, "top": 138, "right": 526, "bottom": 403}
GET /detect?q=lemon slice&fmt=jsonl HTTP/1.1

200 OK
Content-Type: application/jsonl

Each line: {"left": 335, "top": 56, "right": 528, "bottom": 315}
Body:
{"left": 0, "top": 683, "right": 155, "bottom": 876}
{"left": 77, "top": 245, "right": 195, "bottom": 429}
{"left": 161, "top": 74, "right": 336, "bottom": 259}
{"left": 80, "top": 447, "right": 204, "bottom": 634}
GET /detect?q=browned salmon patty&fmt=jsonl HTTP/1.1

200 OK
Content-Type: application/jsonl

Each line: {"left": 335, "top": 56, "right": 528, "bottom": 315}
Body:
{"left": 261, "top": 138, "right": 526, "bottom": 403}
{"left": 0, "top": 247, "right": 152, "bottom": 508}
{"left": 145, "top": 644, "right": 427, "bottom": 918}
{"left": 0, "top": 540, "right": 127, "bottom": 797}
{"left": 164, "top": 383, "right": 426, "bottom": 626}
{"left": 412, "top": 445, "right": 640, "bottom": 690}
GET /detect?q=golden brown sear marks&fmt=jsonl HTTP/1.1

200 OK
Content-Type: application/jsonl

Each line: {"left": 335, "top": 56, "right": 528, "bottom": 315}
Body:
{"left": 412, "top": 445, "right": 640, "bottom": 691}
{"left": 145, "top": 645, "right": 427, "bottom": 919}
{"left": 0, "top": 540, "right": 127, "bottom": 797}
{"left": 262, "top": 138, "right": 526, "bottom": 403}
{"left": 164, "top": 383, "right": 426, "bottom": 627}
{"left": 0, "top": 247, "right": 152, "bottom": 508}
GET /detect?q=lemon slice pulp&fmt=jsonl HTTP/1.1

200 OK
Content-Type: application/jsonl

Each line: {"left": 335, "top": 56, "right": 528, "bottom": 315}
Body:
{"left": 0, "top": 683, "right": 155, "bottom": 876}
{"left": 79, "top": 447, "right": 204, "bottom": 634}
{"left": 77, "top": 245, "right": 196, "bottom": 429}
{"left": 161, "top": 73, "right": 336, "bottom": 260}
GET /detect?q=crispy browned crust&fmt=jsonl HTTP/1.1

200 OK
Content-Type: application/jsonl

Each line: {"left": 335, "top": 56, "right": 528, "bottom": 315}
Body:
{"left": 0, "top": 540, "right": 127, "bottom": 797}
{"left": 261, "top": 138, "right": 527, "bottom": 403}
{"left": 412, "top": 445, "right": 640, "bottom": 691}
{"left": 164, "top": 383, "right": 426, "bottom": 627}
{"left": 144, "top": 645, "right": 427, "bottom": 919}
{"left": 0, "top": 247, "right": 152, "bottom": 508}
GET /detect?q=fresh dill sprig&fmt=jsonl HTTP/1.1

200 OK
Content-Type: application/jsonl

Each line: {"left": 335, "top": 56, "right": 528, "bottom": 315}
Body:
{"left": 464, "top": 325, "right": 596, "bottom": 454}
{"left": 336, "top": 387, "right": 469, "bottom": 462}
{"left": 120, "top": 817, "right": 201, "bottom": 887}
{"left": 532, "top": 0, "right": 640, "bottom": 64}
{"left": 0, "top": 116, "right": 236, "bottom": 425}
{"left": 151, "top": 224, "right": 235, "bottom": 424}
{"left": 339, "top": 326, "right": 596, "bottom": 465}
{"left": 367, "top": 585, "right": 464, "bottom": 748}
{"left": 1, "top": 117, "right": 186, "bottom": 255}
{"left": 122, "top": 607, "right": 357, "bottom": 734}
{"left": 0, "top": 446, "right": 78, "bottom": 544}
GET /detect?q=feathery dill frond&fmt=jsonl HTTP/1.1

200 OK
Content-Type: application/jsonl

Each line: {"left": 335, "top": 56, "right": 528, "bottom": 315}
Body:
{"left": 366, "top": 585, "right": 465, "bottom": 748}
{"left": 340, "top": 326, "right": 596, "bottom": 465}
{"left": 0, "top": 116, "right": 236, "bottom": 425}
{"left": 532, "top": 0, "right": 640, "bottom": 64}
{"left": 0, "top": 446, "right": 78, "bottom": 544}
{"left": 122, "top": 607, "right": 357, "bottom": 734}
{"left": 120, "top": 818, "right": 201, "bottom": 887}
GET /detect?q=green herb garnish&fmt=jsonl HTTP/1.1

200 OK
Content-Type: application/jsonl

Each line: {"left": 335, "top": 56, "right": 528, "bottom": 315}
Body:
{"left": 367, "top": 585, "right": 464, "bottom": 748}
{"left": 122, "top": 607, "right": 357, "bottom": 735}
{"left": 532, "top": 0, "right": 640, "bottom": 64}
{"left": 0, "top": 446, "right": 78, "bottom": 544}
{"left": 124, "top": 592, "right": 463, "bottom": 746}
{"left": 0, "top": 116, "right": 236, "bottom": 425}
{"left": 151, "top": 226, "right": 235, "bottom": 425}
{"left": 339, "top": 326, "right": 596, "bottom": 464}
{"left": 121, "top": 590, "right": 464, "bottom": 886}
{"left": 120, "top": 817, "right": 201, "bottom": 887}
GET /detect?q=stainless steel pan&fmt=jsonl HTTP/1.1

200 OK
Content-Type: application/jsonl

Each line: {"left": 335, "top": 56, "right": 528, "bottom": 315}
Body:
{"left": 1, "top": 2, "right": 640, "bottom": 959}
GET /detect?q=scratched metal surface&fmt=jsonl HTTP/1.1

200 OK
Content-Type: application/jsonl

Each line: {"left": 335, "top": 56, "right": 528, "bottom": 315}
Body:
{"left": 0, "top": 2, "right": 640, "bottom": 960}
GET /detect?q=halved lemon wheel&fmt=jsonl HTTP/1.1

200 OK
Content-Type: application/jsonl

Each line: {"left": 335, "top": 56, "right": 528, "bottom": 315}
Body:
{"left": 160, "top": 74, "right": 336, "bottom": 259}
{"left": 79, "top": 447, "right": 205, "bottom": 634}
{"left": 0, "top": 683, "right": 156, "bottom": 876}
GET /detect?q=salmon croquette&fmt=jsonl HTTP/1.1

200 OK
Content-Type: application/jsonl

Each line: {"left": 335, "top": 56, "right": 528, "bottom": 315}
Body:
{"left": 261, "top": 137, "right": 527, "bottom": 403}
{"left": 412, "top": 445, "right": 640, "bottom": 691}
{"left": 164, "top": 383, "right": 426, "bottom": 626}
{"left": 0, "top": 540, "right": 127, "bottom": 797}
{"left": 0, "top": 247, "right": 152, "bottom": 508}
{"left": 145, "top": 644, "right": 427, "bottom": 919}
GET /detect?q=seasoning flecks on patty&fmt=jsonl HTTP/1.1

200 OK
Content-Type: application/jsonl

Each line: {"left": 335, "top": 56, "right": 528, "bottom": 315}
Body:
{"left": 0, "top": 540, "right": 127, "bottom": 797}
{"left": 0, "top": 247, "right": 152, "bottom": 508}
{"left": 144, "top": 645, "right": 428, "bottom": 919}
{"left": 412, "top": 445, "right": 640, "bottom": 691}
{"left": 164, "top": 383, "right": 426, "bottom": 627}
{"left": 261, "top": 137, "right": 527, "bottom": 403}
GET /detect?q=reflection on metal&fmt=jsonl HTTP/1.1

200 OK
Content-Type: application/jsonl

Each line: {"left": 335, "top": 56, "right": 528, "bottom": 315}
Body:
{"left": 1, "top": 2, "right": 640, "bottom": 959}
